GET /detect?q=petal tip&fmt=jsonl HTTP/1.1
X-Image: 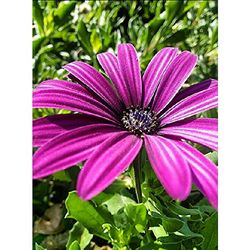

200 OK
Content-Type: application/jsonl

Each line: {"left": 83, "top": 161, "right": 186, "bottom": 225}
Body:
{"left": 118, "top": 43, "right": 136, "bottom": 52}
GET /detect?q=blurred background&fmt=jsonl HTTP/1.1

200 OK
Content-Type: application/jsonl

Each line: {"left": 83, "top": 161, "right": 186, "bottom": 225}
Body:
{"left": 33, "top": 0, "right": 217, "bottom": 86}
{"left": 33, "top": 1, "right": 218, "bottom": 250}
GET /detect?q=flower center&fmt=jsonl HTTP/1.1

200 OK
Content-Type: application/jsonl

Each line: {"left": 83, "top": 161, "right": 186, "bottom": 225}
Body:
{"left": 121, "top": 107, "right": 159, "bottom": 137}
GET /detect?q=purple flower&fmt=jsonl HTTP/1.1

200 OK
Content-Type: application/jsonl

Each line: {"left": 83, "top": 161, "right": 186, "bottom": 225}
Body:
{"left": 33, "top": 44, "right": 218, "bottom": 208}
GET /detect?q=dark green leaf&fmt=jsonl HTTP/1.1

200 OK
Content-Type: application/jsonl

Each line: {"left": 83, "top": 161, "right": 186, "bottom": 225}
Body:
{"left": 210, "top": 22, "right": 218, "bottom": 49}
{"left": 165, "top": 0, "right": 183, "bottom": 26}
{"left": 137, "top": 242, "right": 181, "bottom": 250}
{"left": 179, "top": 223, "right": 204, "bottom": 245}
{"left": 77, "top": 19, "right": 93, "bottom": 55}
{"left": 54, "top": 2, "right": 76, "bottom": 26}
{"left": 165, "top": 29, "right": 190, "bottom": 44}
{"left": 53, "top": 170, "right": 71, "bottom": 182}
{"left": 33, "top": 1, "right": 44, "bottom": 35}
{"left": 104, "top": 179, "right": 130, "bottom": 194}
{"left": 158, "top": 226, "right": 204, "bottom": 246}
{"left": 162, "top": 218, "right": 184, "bottom": 233}
{"left": 33, "top": 37, "right": 46, "bottom": 56}
{"left": 167, "top": 202, "right": 202, "bottom": 221}
{"left": 150, "top": 212, "right": 184, "bottom": 233}
{"left": 201, "top": 212, "right": 218, "bottom": 250}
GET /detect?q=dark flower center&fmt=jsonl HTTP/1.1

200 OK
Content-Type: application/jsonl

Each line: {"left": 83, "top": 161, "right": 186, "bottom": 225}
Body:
{"left": 121, "top": 107, "right": 159, "bottom": 137}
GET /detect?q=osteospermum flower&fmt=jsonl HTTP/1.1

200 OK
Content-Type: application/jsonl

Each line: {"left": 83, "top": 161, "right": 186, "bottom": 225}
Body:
{"left": 33, "top": 43, "right": 218, "bottom": 208}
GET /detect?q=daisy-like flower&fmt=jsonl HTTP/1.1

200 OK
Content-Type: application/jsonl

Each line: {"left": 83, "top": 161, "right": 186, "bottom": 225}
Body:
{"left": 33, "top": 43, "right": 218, "bottom": 208}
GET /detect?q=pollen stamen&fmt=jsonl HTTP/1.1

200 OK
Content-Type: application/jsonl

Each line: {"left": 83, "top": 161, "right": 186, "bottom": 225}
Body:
{"left": 121, "top": 106, "right": 159, "bottom": 137}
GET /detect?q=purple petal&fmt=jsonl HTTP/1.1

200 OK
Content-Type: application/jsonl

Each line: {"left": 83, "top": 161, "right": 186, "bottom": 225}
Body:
{"left": 97, "top": 52, "right": 131, "bottom": 107}
{"left": 161, "top": 84, "right": 218, "bottom": 125}
{"left": 33, "top": 80, "right": 119, "bottom": 124}
{"left": 152, "top": 51, "right": 198, "bottom": 113}
{"left": 36, "top": 78, "right": 87, "bottom": 92}
{"left": 77, "top": 132, "right": 142, "bottom": 200}
{"left": 144, "top": 135, "right": 192, "bottom": 201}
{"left": 33, "top": 124, "right": 122, "bottom": 179}
{"left": 117, "top": 43, "right": 142, "bottom": 106}
{"left": 143, "top": 48, "right": 179, "bottom": 107}
{"left": 33, "top": 114, "right": 105, "bottom": 147}
{"left": 159, "top": 118, "right": 218, "bottom": 151}
{"left": 174, "top": 140, "right": 218, "bottom": 209}
{"left": 63, "top": 61, "right": 122, "bottom": 112}
{"left": 167, "top": 79, "right": 218, "bottom": 109}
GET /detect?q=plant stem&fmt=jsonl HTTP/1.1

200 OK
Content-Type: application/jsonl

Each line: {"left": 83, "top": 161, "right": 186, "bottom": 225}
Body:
{"left": 133, "top": 151, "right": 142, "bottom": 203}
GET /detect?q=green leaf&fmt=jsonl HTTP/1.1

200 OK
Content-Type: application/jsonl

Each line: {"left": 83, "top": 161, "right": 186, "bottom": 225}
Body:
{"left": 158, "top": 222, "right": 204, "bottom": 246}
{"left": 165, "top": 28, "right": 190, "bottom": 44}
{"left": 125, "top": 203, "right": 147, "bottom": 233}
{"left": 201, "top": 212, "right": 218, "bottom": 250}
{"left": 77, "top": 19, "right": 93, "bottom": 55}
{"left": 137, "top": 242, "right": 176, "bottom": 250}
{"left": 158, "top": 234, "right": 202, "bottom": 248}
{"left": 206, "top": 151, "right": 218, "bottom": 165}
{"left": 178, "top": 223, "right": 204, "bottom": 245}
{"left": 148, "top": 17, "right": 165, "bottom": 33}
{"left": 150, "top": 225, "right": 167, "bottom": 238}
{"left": 54, "top": 2, "right": 76, "bottom": 26}
{"left": 65, "top": 191, "right": 107, "bottom": 240}
{"left": 165, "top": 0, "right": 183, "bottom": 26}
{"left": 35, "top": 243, "right": 46, "bottom": 250}
{"left": 90, "top": 29, "right": 102, "bottom": 53}
{"left": 162, "top": 217, "right": 184, "bottom": 233}
{"left": 33, "top": 36, "right": 46, "bottom": 56}
{"left": 69, "top": 241, "right": 80, "bottom": 250}
{"left": 210, "top": 22, "right": 218, "bottom": 49}
{"left": 167, "top": 202, "right": 202, "bottom": 221}
{"left": 104, "top": 178, "right": 130, "bottom": 194}
{"left": 66, "top": 222, "right": 93, "bottom": 250}
{"left": 150, "top": 211, "right": 184, "bottom": 233}
{"left": 113, "top": 209, "right": 128, "bottom": 229}
{"left": 102, "top": 193, "right": 136, "bottom": 215}
{"left": 53, "top": 170, "right": 71, "bottom": 182}
{"left": 33, "top": 1, "right": 44, "bottom": 35}
{"left": 197, "top": 1, "right": 208, "bottom": 18}
{"left": 91, "top": 192, "right": 113, "bottom": 205}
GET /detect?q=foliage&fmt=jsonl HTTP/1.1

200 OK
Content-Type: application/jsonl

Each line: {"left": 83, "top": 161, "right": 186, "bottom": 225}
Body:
{"left": 33, "top": 1, "right": 218, "bottom": 249}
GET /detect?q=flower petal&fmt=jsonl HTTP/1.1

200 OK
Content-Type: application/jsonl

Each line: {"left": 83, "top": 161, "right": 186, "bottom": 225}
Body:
{"left": 174, "top": 140, "right": 218, "bottom": 209}
{"left": 77, "top": 132, "right": 142, "bottom": 200}
{"left": 143, "top": 48, "right": 179, "bottom": 107}
{"left": 36, "top": 78, "right": 87, "bottom": 92}
{"left": 161, "top": 84, "right": 218, "bottom": 124}
{"left": 33, "top": 80, "right": 119, "bottom": 124}
{"left": 117, "top": 43, "right": 142, "bottom": 106}
{"left": 63, "top": 61, "right": 122, "bottom": 112}
{"left": 167, "top": 79, "right": 218, "bottom": 109}
{"left": 33, "top": 114, "right": 105, "bottom": 147}
{"left": 152, "top": 51, "right": 198, "bottom": 113}
{"left": 33, "top": 124, "right": 122, "bottom": 179}
{"left": 144, "top": 135, "right": 192, "bottom": 201}
{"left": 159, "top": 118, "right": 218, "bottom": 151}
{"left": 97, "top": 52, "right": 131, "bottom": 107}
